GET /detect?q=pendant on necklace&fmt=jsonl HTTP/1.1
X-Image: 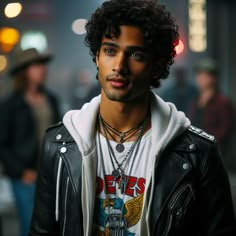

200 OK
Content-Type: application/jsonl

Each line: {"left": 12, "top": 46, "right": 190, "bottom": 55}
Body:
{"left": 116, "top": 143, "right": 125, "bottom": 153}
{"left": 112, "top": 169, "right": 120, "bottom": 179}
{"left": 119, "top": 175, "right": 128, "bottom": 194}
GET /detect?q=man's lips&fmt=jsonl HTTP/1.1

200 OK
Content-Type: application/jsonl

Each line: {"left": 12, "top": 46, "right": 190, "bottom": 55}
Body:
{"left": 108, "top": 77, "right": 128, "bottom": 88}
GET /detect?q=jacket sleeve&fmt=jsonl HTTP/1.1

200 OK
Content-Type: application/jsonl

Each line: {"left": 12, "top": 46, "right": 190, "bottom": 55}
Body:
{"left": 29, "top": 133, "right": 59, "bottom": 236}
{"left": 198, "top": 142, "right": 236, "bottom": 235}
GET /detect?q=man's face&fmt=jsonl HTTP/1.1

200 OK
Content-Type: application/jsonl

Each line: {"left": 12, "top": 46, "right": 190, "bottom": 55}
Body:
{"left": 96, "top": 25, "right": 154, "bottom": 103}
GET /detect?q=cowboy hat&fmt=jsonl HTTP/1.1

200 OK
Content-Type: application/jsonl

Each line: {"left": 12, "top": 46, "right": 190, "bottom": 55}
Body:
{"left": 9, "top": 47, "right": 53, "bottom": 75}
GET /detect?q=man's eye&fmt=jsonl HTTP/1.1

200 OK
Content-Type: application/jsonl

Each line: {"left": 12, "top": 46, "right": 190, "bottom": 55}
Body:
{"left": 130, "top": 52, "right": 144, "bottom": 61}
{"left": 104, "top": 48, "right": 116, "bottom": 55}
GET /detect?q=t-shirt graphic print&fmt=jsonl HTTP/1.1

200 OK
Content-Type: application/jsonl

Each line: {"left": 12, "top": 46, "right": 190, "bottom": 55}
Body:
{"left": 93, "top": 130, "right": 152, "bottom": 236}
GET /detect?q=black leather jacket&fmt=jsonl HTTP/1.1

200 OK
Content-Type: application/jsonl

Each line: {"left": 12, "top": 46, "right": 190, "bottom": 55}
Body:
{"left": 29, "top": 123, "right": 236, "bottom": 236}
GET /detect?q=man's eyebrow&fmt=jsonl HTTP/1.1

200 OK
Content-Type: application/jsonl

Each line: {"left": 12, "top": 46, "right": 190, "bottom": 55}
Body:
{"left": 101, "top": 42, "right": 145, "bottom": 52}
{"left": 101, "top": 42, "right": 119, "bottom": 48}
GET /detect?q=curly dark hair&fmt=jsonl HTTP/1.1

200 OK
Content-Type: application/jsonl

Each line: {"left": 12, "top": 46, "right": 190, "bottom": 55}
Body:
{"left": 85, "top": 0, "right": 179, "bottom": 87}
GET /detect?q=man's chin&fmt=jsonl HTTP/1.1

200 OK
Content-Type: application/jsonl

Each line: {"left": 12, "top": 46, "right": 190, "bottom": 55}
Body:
{"left": 103, "top": 90, "right": 129, "bottom": 102}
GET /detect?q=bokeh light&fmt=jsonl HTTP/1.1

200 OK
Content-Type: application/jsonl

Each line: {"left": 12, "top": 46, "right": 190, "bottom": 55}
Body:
{"left": 175, "top": 39, "right": 184, "bottom": 55}
{"left": 4, "top": 2, "right": 22, "bottom": 18}
{"left": 20, "top": 31, "right": 48, "bottom": 52}
{"left": 0, "top": 27, "right": 20, "bottom": 53}
{"left": 72, "top": 19, "right": 87, "bottom": 35}
{"left": 188, "top": 0, "right": 207, "bottom": 52}
{"left": 0, "top": 55, "right": 7, "bottom": 72}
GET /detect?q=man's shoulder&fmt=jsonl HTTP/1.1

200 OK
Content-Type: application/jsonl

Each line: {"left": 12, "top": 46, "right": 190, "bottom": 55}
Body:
{"left": 44, "top": 122, "right": 63, "bottom": 142}
{"left": 170, "top": 125, "right": 216, "bottom": 153}
{"left": 187, "top": 125, "right": 215, "bottom": 143}
{"left": 44, "top": 122, "right": 74, "bottom": 143}
{"left": 168, "top": 126, "right": 217, "bottom": 164}
{"left": 46, "top": 121, "right": 64, "bottom": 134}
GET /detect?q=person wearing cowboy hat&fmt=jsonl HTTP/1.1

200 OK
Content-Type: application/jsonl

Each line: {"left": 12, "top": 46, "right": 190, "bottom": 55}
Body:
{"left": 0, "top": 47, "right": 61, "bottom": 236}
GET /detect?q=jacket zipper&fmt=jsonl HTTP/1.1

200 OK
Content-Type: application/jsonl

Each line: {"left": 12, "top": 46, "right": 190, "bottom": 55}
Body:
{"left": 63, "top": 177, "right": 69, "bottom": 236}
{"left": 55, "top": 157, "right": 63, "bottom": 221}
{"left": 163, "top": 184, "right": 192, "bottom": 236}
{"left": 163, "top": 213, "right": 173, "bottom": 236}
{"left": 169, "top": 184, "right": 189, "bottom": 209}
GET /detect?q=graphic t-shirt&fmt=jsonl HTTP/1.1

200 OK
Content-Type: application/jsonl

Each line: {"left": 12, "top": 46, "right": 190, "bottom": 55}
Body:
{"left": 93, "top": 130, "right": 152, "bottom": 236}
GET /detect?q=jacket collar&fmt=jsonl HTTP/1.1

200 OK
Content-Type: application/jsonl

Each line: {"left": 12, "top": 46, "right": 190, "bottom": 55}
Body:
{"left": 170, "top": 129, "right": 197, "bottom": 152}
{"left": 51, "top": 122, "right": 75, "bottom": 143}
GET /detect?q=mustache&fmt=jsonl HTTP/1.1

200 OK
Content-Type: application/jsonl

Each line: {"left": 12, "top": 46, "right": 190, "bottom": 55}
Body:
{"left": 106, "top": 72, "right": 127, "bottom": 81}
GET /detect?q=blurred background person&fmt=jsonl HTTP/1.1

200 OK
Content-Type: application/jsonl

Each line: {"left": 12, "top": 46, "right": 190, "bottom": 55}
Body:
{"left": 188, "top": 58, "right": 234, "bottom": 169}
{"left": 160, "top": 66, "right": 198, "bottom": 114}
{"left": 0, "top": 48, "right": 61, "bottom": 236}
{"left": 69, "top": 68, "right": 95, "bottom": 109}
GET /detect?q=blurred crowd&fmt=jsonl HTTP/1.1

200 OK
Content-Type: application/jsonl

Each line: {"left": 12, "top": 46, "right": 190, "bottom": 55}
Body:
{"left": 0, "top": 48, "right": 236, "bottom": 236}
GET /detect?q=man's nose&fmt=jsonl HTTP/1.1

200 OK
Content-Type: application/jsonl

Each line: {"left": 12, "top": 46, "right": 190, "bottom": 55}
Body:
{"left": 112, "top": 53, "right": 129, "bottom": 75}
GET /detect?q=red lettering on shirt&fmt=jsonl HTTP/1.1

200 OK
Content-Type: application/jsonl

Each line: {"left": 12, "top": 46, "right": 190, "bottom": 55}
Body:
{"left": 125, "top": 176, "right": 137, "bottom": 196}
{"left": 136, "top": 178, "right": 146, "bottom": 195}
{"left": 105, "top": 175, "right": 116, "bottom": 194}
{"left": 96, "top": 175, "right": 146, "bottom": 197}
{"left": 96, "top": 177, "right": 104, "bottom": 195}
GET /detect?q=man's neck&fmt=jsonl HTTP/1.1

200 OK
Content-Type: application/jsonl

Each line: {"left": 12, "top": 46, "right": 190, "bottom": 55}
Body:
{"left": 99, "top": 93, "right": 151, "bottom": 132}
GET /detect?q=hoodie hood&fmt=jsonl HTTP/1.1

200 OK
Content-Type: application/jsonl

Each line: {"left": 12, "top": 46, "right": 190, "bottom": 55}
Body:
{"left": 63, "top": 91, "right": 191, "bottom": 236}
{"left": 63, "top": 96, "right": 100, "bottom": 155}
{"left": 63, "top": 92, "right": 190, "bottom": 154}
{"left": 149, "top": 91, "right": 190, "bottom": 156}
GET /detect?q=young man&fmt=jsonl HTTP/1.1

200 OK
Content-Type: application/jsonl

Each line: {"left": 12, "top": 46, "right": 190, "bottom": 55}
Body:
{"left": 29, "top": 0, "right": 236, "bottom": 235}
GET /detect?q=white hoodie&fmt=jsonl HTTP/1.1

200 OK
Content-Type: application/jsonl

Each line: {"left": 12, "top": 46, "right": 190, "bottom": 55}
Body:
{"left": 63, "top": 91, "right": 190, "bottom": 236}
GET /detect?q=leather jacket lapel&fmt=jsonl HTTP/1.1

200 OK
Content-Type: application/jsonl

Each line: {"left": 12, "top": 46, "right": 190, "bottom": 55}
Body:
{"left": 151, "top": 132, "right": 195, "bottom": 233}
{"left": 53, "top": 125, "right": 83, "bottom": 202}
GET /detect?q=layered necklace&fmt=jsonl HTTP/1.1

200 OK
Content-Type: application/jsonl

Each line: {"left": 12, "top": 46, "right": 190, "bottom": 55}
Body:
{"left": 98, "top": 113, "right": 149, "bottom": 194}
{"left": 100, "top": 114, "right": 146, "bottom": 153}
{"left": 96, "top": 114, "right": 149, "bottom": 235}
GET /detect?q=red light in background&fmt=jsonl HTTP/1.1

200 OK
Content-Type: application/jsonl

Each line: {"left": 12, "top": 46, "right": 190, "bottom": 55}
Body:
{"left": 175, "top": 39, "right": 184, "bottom": 55}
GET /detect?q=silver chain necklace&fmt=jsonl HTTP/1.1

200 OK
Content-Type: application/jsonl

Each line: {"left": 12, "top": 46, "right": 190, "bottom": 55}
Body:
{"left": 96, "top": 115, "right": 149, "bottom": 235}
{"left": 98, "top": 113, "right": 148, "bottom": 194}
{"left": 100, "top": 115, "right": 146, "bottom": 153}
